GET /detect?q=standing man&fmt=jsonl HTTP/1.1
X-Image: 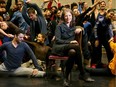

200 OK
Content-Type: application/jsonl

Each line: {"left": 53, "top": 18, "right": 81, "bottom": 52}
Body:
{"left": 0, "top": 29, "right": 45, "bottom": 77}
{"left": 22, "top": 0, "right": 48, "bottom": 44}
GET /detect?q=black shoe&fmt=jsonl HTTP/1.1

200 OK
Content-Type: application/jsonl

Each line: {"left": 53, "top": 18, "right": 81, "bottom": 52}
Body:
{"left": 79, "top": 74, "right": 95, "bottom": 82}
{"left": 63, "top": 79, "right": 70, "bottom": 87}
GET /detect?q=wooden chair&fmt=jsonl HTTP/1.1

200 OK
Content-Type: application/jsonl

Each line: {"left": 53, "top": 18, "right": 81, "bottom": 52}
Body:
{"left": 48, "top": 55, "right": 69, "bottom": 79}
{"left": 47, "top": 27, "right": 83, "bottom": 79}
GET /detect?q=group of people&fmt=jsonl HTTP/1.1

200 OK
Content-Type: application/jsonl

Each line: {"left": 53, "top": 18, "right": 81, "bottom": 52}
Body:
{"left": 0, "top": 0, "right": 116, "bottom": 87}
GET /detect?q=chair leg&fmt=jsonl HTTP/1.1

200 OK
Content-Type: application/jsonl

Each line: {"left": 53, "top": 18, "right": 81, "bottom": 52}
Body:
{"left": 46, "top": 60, "right": 55, "bottom": 78}
{"left": 61, "top": 60, "right": 72, "bottom": 81}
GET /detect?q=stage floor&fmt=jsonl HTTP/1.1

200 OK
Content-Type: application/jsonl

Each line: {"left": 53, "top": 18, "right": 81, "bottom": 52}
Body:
{"left": 0, "top": 73, "right": 115, "bottom": 87}
{"left": 0, "top": 47, "right": 115, "bottom": 87}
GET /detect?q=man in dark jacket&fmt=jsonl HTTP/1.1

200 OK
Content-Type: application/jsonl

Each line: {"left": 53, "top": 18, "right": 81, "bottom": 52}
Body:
{"left": 22, "top": 0, "right": 48, "bottom": 44}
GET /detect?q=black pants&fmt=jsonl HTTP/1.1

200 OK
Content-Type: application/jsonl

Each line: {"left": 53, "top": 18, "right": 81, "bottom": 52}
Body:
{"left": 85, "top": 67, "right": 113, "bottom": 76}
{"left": 91, "top": 39, "right": 113, "bottom": 65}
{"left": 82, "top": 33, "right": 91, "bottom": 60}
{"left": 63, "top": 44, "right": 86, "bottom": 79}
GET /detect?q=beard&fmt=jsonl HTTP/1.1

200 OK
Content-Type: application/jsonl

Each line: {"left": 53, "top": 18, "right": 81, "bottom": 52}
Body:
{"left": 37, "top": 40, "right": 44, "bottom": 45}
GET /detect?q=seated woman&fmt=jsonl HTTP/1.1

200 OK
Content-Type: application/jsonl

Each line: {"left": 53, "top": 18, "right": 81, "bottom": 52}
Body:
{"left": 22, "top": 33, "right": 51, "bottom": 70}
{"left": 51, "top": 8, "right": 94, "bottom": 87}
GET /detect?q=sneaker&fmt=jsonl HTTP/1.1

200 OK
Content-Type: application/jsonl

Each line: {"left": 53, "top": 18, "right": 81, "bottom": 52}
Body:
{"left": 63, "top": 79, "right": 70, "bottom": 87}
{"left": 91, "top": 64, "right": 97, "bottom": 68}
{"left": 79, "top": 74, "right": 95, "bottom": 82}
{"left": 34, "top": 71, "right": 46, "bottom": 78}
